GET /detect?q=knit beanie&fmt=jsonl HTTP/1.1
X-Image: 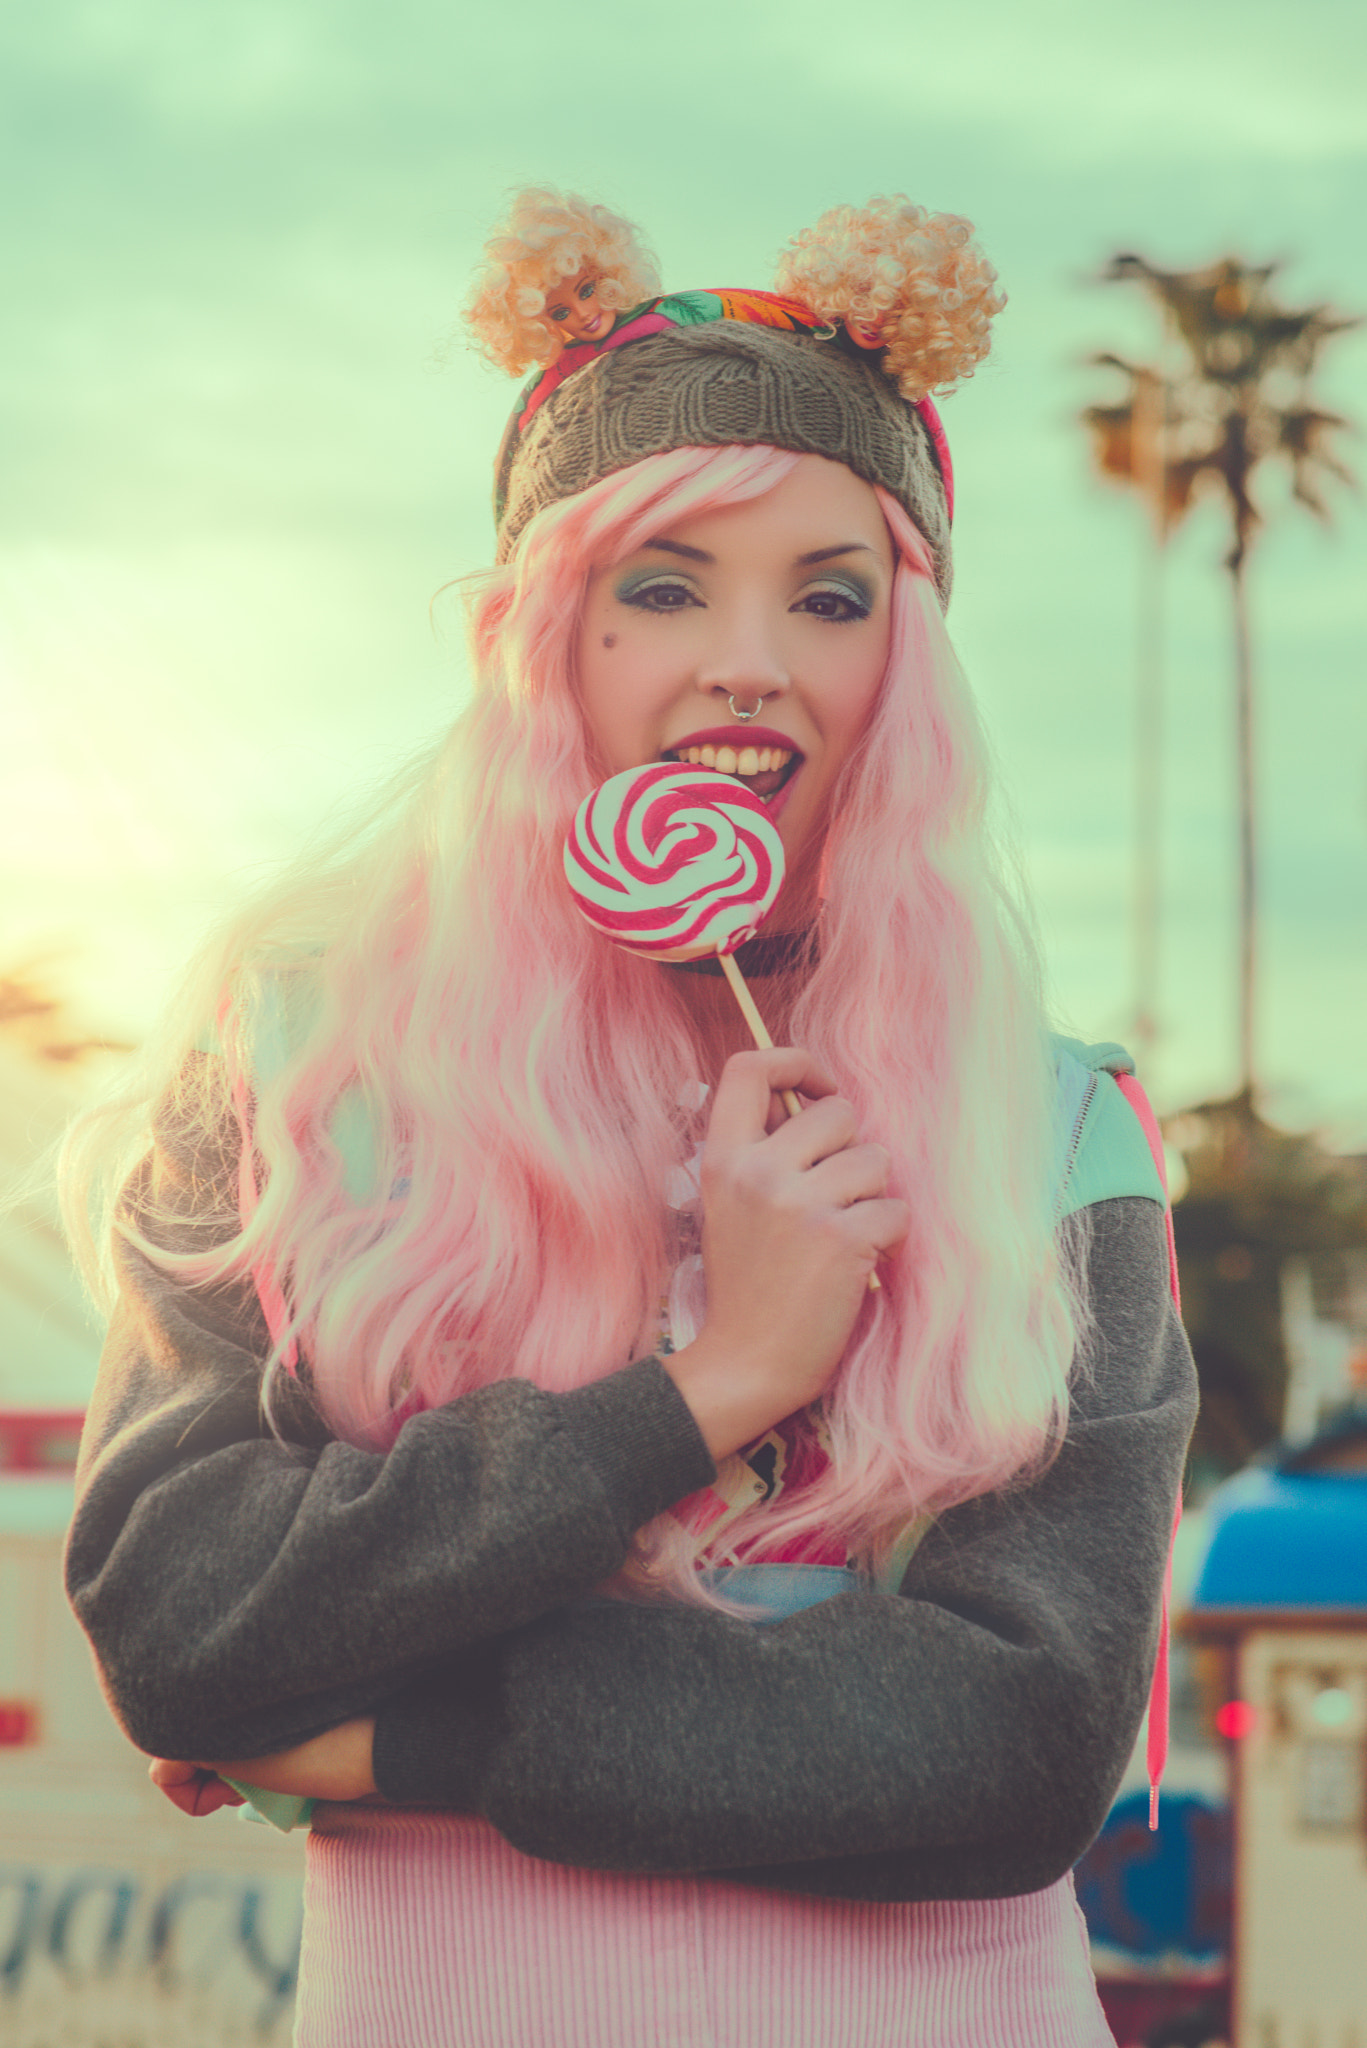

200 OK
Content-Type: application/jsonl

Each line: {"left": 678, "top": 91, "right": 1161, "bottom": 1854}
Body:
{"left": 495, "top": 318, "right": 957, "bottom": 605}
{"left": 470, "top": 195, "right": 1007, "bottom": 612}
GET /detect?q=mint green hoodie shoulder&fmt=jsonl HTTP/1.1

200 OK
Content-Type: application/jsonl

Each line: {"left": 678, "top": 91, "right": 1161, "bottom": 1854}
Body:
{"left": 1051, "top": 1035, "right": 1166, "bottom": 1221}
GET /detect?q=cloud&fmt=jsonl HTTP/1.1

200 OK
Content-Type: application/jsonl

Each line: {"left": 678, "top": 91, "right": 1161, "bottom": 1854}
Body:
{"left": 806, "top": 0, "right": 1367, "bottom": 162}
{"left": 11, "top": 0, "right": 1365, "bottom": 160}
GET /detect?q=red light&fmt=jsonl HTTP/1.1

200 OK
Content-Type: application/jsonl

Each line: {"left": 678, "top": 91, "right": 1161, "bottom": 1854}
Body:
{"left": 0, "top": 1701, "right": 37, "bottom": 1746}
{"left": 0, "top": 1410, "right": 85, "bottom": 1472}
{"left": 1216, "top": 1699, "right": 1257, "bottom": 1740}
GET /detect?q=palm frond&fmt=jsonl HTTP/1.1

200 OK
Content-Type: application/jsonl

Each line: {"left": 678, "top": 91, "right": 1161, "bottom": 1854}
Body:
{"left": 1085, "top": 252, "right": 1361, "bottom": 548}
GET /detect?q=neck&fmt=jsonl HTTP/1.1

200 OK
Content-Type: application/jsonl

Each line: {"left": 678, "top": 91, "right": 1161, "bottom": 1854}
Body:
{"left": 669, "top": 973, "right": 785, "bottom": 1078}
{"left": 659, "top": 864, "right": 824, "bottom": 1083}
{"left": 661, "top": 923, "right": 817, "bottom": 1080}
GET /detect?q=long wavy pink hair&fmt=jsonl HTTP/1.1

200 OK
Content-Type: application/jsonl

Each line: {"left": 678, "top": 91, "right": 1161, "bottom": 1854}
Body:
{"left": 64, "top": 443, "right": 1083, "bottom": 1601}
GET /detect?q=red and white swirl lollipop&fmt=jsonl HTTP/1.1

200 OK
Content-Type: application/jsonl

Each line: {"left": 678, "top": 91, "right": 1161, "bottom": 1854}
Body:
{"left": 564, "top": 762, "right": 785, "bottom": 963}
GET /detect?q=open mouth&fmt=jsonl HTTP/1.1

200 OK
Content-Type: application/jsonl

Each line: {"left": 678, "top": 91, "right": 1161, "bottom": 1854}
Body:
{"left": 659, "top": 742, "right": 803, "bottom": 806}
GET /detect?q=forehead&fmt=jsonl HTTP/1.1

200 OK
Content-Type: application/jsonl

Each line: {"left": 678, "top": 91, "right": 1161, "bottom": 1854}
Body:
{"left": 631, "top": 454, "right": 894, "bottom": 559}
{"left": 543, "top": 269, "right": 594, "bottom": 308}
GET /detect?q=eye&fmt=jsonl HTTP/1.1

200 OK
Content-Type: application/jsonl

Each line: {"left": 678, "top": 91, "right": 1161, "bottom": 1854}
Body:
{"left": 549, "top": 305, "right": 569, "bottom": 322}
{"left": 617, "top": 577, "right": 701, "bottom": 612}
{"left": 794, "top": 585, "right": 872, "bottom": 623}
{"left": 578, "top": 278, "right": 597, "bottom": 301}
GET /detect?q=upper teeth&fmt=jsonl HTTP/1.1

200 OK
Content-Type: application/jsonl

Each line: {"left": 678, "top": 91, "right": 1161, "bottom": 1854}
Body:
{"left": 673, "top": 745, "right": 794, "bottom": 775}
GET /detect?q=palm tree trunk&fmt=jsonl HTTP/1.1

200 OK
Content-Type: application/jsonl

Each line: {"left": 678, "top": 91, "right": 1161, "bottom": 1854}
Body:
{"left": 1131, "top": 359, "right": 1169, "bottom": 1071}
{"left": 1133, "top": 525, "right": 1163, "bottom": 1065}
{"left": 1230, "top": 554, "right": 1256, "bottom": 1098}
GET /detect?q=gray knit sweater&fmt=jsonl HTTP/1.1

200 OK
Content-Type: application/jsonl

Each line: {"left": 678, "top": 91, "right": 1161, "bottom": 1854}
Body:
{"left": 65, "top": 1086, "right": 1196, "bottom": 1902}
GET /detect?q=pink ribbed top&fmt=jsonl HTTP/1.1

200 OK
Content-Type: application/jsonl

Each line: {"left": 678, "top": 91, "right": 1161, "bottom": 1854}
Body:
{"left": 295, "top": 1807, "right": 1114, "bottom": 2048}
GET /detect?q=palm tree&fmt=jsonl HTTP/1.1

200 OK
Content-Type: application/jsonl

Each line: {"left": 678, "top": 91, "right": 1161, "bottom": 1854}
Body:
{"left": 1083, "top": 348, "right": 1191, "bottom": 1068}
{"left": 1083, "top": 255, "right": 1359, "bottom": 1099}
{"left": 1164, "top": 1091, "right": 1367, "bottom": 1477}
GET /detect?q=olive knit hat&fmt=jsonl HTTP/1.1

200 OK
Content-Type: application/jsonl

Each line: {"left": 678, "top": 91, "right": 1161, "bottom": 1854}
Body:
{"left": 495, "top": 316, "right": 956, "bottom": 604}
{"left": 478, "top": 196, "right": 1007, "bottom": 611}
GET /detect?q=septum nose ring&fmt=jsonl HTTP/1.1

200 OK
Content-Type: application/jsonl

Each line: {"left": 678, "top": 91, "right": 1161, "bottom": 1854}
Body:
{"left": 728, "top": 694, "right": 764, "bottom": 722}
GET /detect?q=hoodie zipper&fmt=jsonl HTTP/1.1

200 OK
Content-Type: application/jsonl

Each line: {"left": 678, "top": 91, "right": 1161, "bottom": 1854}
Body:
{"left": 1055, "top": 1071, "right": 1098, "bottom": 1223}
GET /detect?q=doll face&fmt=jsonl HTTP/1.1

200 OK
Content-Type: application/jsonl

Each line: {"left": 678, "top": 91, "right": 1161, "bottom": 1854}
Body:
{"left": 846, "top": 319, "right": 883, "bottom": 350}
{"left": 542, "top": 270, "right": 612, "bottom": 346}
{"left": 577, "top": 454, "right": 896, "bottom": 922}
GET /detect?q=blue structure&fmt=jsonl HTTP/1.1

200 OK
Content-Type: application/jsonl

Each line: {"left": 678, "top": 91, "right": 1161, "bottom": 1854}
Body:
{"left": 1076, "top": 1792, "right": 1231, "bottom": 1960}
{"left": 1190, "top": 1411, "right": 1367, "bottom": 1616}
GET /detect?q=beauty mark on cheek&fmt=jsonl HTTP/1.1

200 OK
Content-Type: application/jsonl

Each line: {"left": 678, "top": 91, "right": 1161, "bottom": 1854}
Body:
{"left": 602, "top": 634, "right": 617, "bottom": 649}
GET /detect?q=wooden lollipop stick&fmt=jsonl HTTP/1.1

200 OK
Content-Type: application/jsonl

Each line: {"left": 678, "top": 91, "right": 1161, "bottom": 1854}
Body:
{"left": 719, "top": 951, "right": 881, "bottom": 1292}
{"left": 719, "top": 952, "right": 803, "bottom": 1116}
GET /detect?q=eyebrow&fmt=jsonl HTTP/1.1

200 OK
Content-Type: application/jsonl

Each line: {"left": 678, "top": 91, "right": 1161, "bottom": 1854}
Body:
{"left": 642, "top": 539, "right": 876, "bottom": 567}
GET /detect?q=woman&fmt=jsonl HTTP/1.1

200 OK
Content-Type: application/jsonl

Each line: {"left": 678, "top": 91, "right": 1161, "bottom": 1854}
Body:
{"left": 63, "top": 196, "right": 1196, "bottom": 2046}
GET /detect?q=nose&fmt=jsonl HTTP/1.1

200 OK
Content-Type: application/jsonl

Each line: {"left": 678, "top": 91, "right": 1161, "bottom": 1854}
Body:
{"left": 694, "top": 605, "right": 791, "bottom": 709}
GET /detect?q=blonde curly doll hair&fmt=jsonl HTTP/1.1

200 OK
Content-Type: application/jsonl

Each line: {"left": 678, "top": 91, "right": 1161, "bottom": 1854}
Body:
{"left": 464, "top": 187, "right": 662, "bottom": 377}
{"left": 774, "top": 195, "right": 1006, "bottom": 402}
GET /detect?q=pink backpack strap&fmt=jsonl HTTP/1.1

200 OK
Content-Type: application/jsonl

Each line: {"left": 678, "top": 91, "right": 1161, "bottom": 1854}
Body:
{"left": 1113, "top": 1073, "right": 1181, "bottom": 1316}
{"left": 1113, "top": 1070, "right": 1182, "bottom": 1828}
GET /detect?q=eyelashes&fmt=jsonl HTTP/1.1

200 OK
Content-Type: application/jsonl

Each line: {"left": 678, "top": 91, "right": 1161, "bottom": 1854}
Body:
{"left": 548, "top": 280, "right": 599, "bottom": 321}
{"left": 614, "top": 575, "right": 698, "bottom": 610}
{"left": 798, "top": 585, "right": 873, "bottom": 623}
{"left": 614, "top": 575, "right": 874, "bottom": 622}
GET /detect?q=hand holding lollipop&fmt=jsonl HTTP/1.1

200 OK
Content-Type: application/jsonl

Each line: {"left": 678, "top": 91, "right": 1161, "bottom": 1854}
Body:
{"left": 565, "top": 764, "right": 880, "bottom": 1283}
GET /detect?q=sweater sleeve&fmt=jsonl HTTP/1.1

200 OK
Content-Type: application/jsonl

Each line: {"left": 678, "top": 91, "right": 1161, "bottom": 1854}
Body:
{"left": 371, "top": 1196, "right": 1197, "bottom": 1901}
{"left": 64, "top": 1086, "right": 716, "bottom": 1764}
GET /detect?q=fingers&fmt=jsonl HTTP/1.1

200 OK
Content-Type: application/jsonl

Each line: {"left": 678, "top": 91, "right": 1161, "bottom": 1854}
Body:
{"left": 761, "top": 1094, "right": 862, "bottom": 1172}
{"left": 785, "top": 1194, "right": 910, "bottom": 1275}
{"left": 192, "top": 1774, "right": 246, "bottom": 1816}
{"left": 201, "top": 1718, "right": 378, "bottom": 1802}
{"left": 148, "top": 1757, "right": 198, "bottom": 1789}
{"left": 803, "top": 1140, "right": 895, "bottom": 1209}
{"left": 148, "top": 1757, "right": 244, "bottom": 1818}
{"left": 850, "top": 1195, "right": 913, "bottom": 1258}
{"left": 707, "top": 1096, "right": 864, "bottom": 1194}
{"left": 789, "top": 1169, "right": 910, "bottom": 1262}
{"left": 706, "top": 1048, "right": 837, "bottom": 1150}
{"left": 703, "top": 1052, "right": 894, "bottom": 1218}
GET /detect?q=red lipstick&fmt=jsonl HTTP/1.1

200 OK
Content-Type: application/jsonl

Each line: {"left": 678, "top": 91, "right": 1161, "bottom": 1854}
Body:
{"left": 661, "top": 726, "right": 804, "bottom": 757}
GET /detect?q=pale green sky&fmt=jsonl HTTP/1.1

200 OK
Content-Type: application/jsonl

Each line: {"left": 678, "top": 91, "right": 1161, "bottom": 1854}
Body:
{"left": 3, "top": 0, "right": 1365, "bottom": 1135}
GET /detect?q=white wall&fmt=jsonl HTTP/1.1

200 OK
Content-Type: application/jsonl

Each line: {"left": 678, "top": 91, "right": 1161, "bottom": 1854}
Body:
{"left": 0, "top": 1481, "right": 305, "bottom": 2045}
{"left": 1236, "top": 1626, "right": 1367, "bottom": 2043}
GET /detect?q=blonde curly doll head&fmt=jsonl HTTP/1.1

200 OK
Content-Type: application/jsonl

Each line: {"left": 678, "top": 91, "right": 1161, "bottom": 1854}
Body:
{"left": 774, "top": 195, "right": 1006, "bottom": 402}
{"left": 465, "top": 187, "right": 661, "bottom": 376}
